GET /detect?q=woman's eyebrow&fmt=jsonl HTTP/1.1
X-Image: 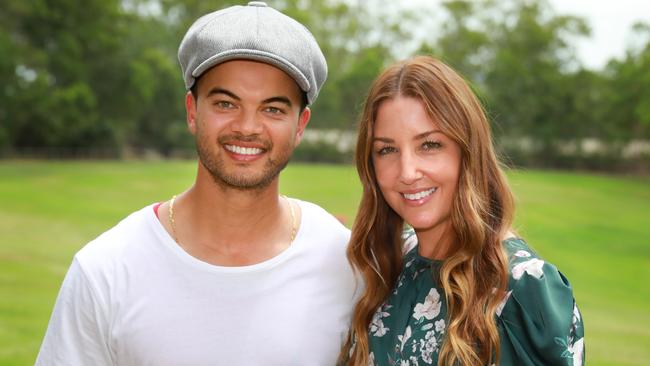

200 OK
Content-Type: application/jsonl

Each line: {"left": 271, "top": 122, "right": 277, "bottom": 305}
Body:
{"left": 372, "top": 137, "right": 393, "bottom": 143}
{"left": 414, "top": 129, "right": 441, "bottom": 139}
{"left": 372, "top": 129, "right": 442, "bottom": 143}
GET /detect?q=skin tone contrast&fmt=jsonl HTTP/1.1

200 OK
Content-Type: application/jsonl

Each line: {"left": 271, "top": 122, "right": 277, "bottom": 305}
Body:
{"left": 372, "top": 96, "right": 462, "bottom": 260}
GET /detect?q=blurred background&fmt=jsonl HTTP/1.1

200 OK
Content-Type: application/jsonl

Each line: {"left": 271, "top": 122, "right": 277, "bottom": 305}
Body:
{"left": 1, "top": 0, "right": 649, "bottom": 169}
{"left": 0, "top": 0, "right": 649, "bottom": 365}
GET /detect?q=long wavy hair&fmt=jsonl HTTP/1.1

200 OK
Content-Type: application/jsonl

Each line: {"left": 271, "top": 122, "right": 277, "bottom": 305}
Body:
{"left": 340, "top": 56, "right": 515, "bottom": 365}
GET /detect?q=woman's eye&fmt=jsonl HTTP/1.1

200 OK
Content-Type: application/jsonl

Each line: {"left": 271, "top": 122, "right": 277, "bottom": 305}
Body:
{"left": 377, "top": 146, "right": 397, "bottom": 155}
{"left": 422, "top": 140, "right": 441, "bottom": 150}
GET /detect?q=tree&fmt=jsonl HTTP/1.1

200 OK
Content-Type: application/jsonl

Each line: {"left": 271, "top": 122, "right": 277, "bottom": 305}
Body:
{"left": 421, "top": 1, "right": 492, "bottom": 83}
{"left": 604, "top": 22, "right": 650, "bottom": 142}
{"left": 2, "top": 0, "right": 129, "bottom": 154}
{"left": 483, "top": 0, "right": 589, "bottom": 166}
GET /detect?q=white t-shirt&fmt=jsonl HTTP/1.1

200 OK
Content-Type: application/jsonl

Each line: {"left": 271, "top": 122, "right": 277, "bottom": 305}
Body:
{"left": 36, "top": 199, "right": 358, "bottom": 366}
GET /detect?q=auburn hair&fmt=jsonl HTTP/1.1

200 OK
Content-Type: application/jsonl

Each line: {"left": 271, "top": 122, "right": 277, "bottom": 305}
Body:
{"left": 340, "top": 56, "right": 515, "bottom": 365}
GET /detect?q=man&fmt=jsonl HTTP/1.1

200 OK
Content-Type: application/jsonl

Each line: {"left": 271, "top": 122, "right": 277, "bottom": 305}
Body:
{"left": 36, "top": 2, "right": 357, "bottom": 365}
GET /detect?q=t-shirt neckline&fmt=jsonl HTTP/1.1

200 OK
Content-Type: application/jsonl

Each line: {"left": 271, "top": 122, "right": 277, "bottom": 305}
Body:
{"left": 145, "top": 200, "right": 306, "bottom": 274}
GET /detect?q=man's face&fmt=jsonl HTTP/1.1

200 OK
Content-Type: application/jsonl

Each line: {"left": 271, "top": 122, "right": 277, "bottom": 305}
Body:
{"left": 186, "top": 60, "right": 310, "bottom": 191}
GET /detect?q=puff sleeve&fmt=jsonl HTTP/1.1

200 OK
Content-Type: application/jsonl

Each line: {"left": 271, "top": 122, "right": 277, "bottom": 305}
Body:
{"left": 496, "top": 242, "right": 585, "bottom": 366}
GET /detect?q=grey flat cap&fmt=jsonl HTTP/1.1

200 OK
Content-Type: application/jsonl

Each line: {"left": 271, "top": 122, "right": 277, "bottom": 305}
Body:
{"left": 178, "top": 1, "right": 327, "bottom": 104}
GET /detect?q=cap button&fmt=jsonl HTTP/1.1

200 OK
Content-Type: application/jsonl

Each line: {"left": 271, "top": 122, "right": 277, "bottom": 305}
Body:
{"left": 248, "top": 1, "right": 268, "bottom": 7}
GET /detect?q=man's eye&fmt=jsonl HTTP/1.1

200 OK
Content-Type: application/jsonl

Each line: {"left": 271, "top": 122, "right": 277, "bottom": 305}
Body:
{"left": 422, "top": 140, "right": 441, "bottom": 150}
{"left": 265, "top": 106, "right": 284, "bottom": 114}
{"left": 215, "top": 101, "right": 234, "bottom": 109}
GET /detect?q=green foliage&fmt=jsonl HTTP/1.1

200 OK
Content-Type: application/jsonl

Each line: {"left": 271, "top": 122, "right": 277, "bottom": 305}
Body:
{"left": 332, "top": 46, "right": 389, "bottom": 129}
{"left": 604, "top": 22, "right": 650, "bottom": 141}
{"left": 292, "top": 140, "right": 351, "bottom": 164}
{"left": 483, "top": 0, "right": 589, "bottom": 163}
{"left": 424, "top": 1, "right": 492, "bottom": 81}
{"left": 425, "top": 0, "right": 650, "bottom": 170}
{"left": 0, "top": 0, "right": 649, "bottom": 170}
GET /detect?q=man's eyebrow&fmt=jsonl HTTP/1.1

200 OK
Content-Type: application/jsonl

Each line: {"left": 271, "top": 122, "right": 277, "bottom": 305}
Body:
{"left": 206, "top": 87, "right": 240, "bottom": 100}
{"left": 204, "top": 89, "right": 292, "bottom": 107}
{"left": 263, "top": 96, "right": 293, "bottom": 107}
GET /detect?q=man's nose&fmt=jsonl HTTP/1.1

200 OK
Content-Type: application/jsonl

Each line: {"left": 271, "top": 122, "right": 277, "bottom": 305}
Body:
{"left": 231, "top": 110, "right": 264, "bottom": 135}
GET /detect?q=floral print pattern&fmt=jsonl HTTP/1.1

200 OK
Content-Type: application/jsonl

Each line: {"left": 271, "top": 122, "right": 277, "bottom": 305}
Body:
{"left": 412, "top": 289, "right": 441, "bottom": 321}
{"left": 370, "top": 304, "right": 392, "bottom": 337}
{"left": 365, "top": 230, "right": 585, "bottom": 366}
{"left": 511, "top": 258, "right": 545, "bottom": 280}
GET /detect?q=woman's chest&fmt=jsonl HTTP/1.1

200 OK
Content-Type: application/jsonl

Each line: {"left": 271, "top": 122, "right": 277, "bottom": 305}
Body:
{"left": 368, "top": 263, "right": 448, "bottom": 365}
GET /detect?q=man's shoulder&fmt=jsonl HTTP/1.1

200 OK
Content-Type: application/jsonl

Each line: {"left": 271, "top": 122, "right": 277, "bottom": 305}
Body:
{"left": 296, "top": 198, "right": 350, "bottom": 234}
{"left": 75, "top": 204, "right": 159, "bottom": 273}
{"left": 293, "top": 199, "right": 351, "bottom": 255}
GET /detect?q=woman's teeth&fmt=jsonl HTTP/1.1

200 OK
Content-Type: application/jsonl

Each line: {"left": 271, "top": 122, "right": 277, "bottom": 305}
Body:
{"left": 402, "top": 188, "right": 436, "bottom": 200}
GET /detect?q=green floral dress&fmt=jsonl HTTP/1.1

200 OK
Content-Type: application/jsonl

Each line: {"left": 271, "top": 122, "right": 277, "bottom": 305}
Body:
{"left": 366, "top": 230, "right": 585, "bottom": 365}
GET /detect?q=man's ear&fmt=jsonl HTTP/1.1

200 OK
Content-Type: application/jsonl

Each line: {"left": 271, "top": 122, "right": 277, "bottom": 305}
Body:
{"left": 186, "top": 91, "right": 197, "bottom": 135}
{"left": 294, "top": 107, "right": 311, "bottom": 147}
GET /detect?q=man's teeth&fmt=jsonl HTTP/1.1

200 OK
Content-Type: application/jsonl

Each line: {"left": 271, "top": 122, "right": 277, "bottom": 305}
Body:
{"left": 225, "top": 145, "right": 263, "bottom": 155}
{"left": 402, "top": 188, "right": 436, "bottom": 200}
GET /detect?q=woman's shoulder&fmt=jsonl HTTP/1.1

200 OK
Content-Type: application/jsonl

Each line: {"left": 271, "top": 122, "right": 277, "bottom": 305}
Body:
{"left": 497, "top": 237, "right": 585, "bottom": 365}
{"left": 502, "top": 236, "right": 546, "bottom": 279}
{"left": 499, "top": 236, "right": 572, "bottom": 308}
{"left": 501, "top": 237, "right": 569, "bottom": 292}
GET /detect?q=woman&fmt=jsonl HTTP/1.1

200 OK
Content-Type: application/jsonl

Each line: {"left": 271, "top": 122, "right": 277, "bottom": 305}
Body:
{"left": 340, "top": 56, "right": 584, "bottom": 365}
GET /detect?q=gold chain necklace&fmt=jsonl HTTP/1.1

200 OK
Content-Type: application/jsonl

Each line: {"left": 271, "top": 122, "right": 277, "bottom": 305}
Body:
{"left": 168, "top": 195, "right": 179, "bottom": 243}
{"left": 285, "top": 195, "right": 297, "bottom": 242}
{"left": 168, "top": 195, "right": 297, "bottom": 245}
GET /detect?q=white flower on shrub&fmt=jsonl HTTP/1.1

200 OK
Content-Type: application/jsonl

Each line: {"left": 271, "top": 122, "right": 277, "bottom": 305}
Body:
{"left": 512, "top": 258, "right": 544, "bottom": 280}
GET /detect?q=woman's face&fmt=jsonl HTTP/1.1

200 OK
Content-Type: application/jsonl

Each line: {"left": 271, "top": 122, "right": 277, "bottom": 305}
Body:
{"left": 372, "top": 96, "right": 462, "bottom": 249}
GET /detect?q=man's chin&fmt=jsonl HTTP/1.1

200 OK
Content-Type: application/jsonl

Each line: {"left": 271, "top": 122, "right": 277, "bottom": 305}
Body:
{"left": 209, "top": 170, "right": 280, "bottom": 192}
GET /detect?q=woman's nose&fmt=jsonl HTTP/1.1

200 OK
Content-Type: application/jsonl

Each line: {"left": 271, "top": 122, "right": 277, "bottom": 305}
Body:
{"left": 398, "top": 151, "right": 423, "bottom": 185}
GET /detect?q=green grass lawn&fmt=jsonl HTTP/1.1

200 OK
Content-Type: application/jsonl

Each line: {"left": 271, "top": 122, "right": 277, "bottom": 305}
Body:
{"left": 0, "top": 161, "right": 648, "bottom": 365}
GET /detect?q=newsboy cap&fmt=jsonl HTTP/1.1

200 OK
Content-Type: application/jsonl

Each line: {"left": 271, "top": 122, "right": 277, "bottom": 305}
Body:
{"left": 178, "top": 1, "right": 327, "bottom": 104}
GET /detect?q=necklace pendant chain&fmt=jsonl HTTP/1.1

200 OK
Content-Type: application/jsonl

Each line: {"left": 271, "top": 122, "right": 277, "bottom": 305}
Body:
{"left": 169, "top": 195, "right": 179, "bottom": 243}
{"left": 283, "top": 195, "right": 297, "bottom": 243}
{"left": 168, "top": 194, "right": 297, "bottom": 245}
